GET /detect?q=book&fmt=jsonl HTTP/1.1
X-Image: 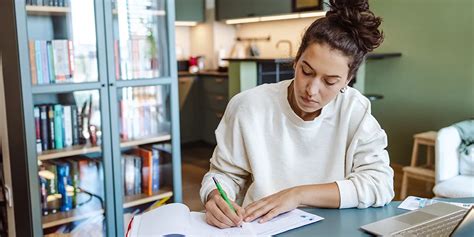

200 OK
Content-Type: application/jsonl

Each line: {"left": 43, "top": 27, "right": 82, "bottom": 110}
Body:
{"left": 47, "top": 105, "right": 55, "bottom": 150}
{"left": 41, "top": 105, "right": 49, "bottom": 150}
{"left": 40, "top": 40, "right": 50, "bottom": 84}
{"left": 47, "top": 41, "right": 56, "bottom": 84}
{"left": 134, "top": 147, "right": 153, "bottom": 195}
{"left": 67, "top": 159, "right": 79, "bottom": 207}
{"left": 63, "top": 105, "right": 73, "bottom": 147}
{"left": 123, "top": 155, "right": 136, "bottom": 196}
{"left": 127, "top": 203, "right": 323, "bottom": 237}
{"left": 28, "top": 41, "right": 37, "bottom": 84}
{"left": 56, "top": 162, "right": 72, "bottom": 212}
{"left": 34, "top": 106, "right": 42, "bottom": 152}
{"left": 53, "top": 104, "right": 64, "bottom": 149}
{"left": 71, "top": 105, "right": 79, "bottom": 145}
{"left": 34, "top": 41, "right": 43, "bottom": 84}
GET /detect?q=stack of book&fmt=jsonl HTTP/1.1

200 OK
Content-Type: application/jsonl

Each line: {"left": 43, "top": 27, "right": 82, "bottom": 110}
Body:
{"left": 26, "top": 0, "right": 69, "bottom": 7}
{"left": 34, "top": 99, "right": 98, "bottom": 153}
{"left": 122, "top": 143, "right": 172, "bottom": 197}
{"left": 38, "top": 157, "right": 104, "bottom": 216}
{"left": 28, "top": 40, "right": 74, "bottom": 85}
{"left": 119, "top": 86, "right": 167, "bottom": 140}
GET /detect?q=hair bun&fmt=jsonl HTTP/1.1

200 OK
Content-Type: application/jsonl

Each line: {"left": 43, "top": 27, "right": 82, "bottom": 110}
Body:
{"left": 326, "top": 0, "right": 383, "bottom": 53}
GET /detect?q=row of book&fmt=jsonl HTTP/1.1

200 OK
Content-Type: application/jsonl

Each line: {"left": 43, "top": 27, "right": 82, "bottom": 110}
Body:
{"left": 122, "top": 144, "right": 172, "bottom": 196}
{"left": 114, "top": 39, "right": 160, "bottom": 80}
{"left": 28, "top": 40, "right": 74, "bottom": 85}
{"left": 34, "top": 100, "right": 97, "bottom": 152}
{"left": 119, "top": 86, "right": 168, "bottom": 140}
{"left": 26, "top": 0, "right": 69, "bottom": 7}
{"left": 38, "top": 157, "right": 103, "bottom": 216}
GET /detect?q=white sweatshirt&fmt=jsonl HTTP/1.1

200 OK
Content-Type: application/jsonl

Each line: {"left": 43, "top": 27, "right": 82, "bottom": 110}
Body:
{"left": 200, "top": 79, "right": 394, "bottom": 209}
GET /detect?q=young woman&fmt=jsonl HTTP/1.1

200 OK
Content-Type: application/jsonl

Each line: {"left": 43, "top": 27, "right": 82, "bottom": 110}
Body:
{"left": 200, "top": 0, "right": 394, "bottom": 228}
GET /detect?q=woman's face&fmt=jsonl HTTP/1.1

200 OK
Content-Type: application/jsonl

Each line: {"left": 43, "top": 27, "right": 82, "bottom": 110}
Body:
{"left": 293, "top": 42, "right": 351, "bottom": 114}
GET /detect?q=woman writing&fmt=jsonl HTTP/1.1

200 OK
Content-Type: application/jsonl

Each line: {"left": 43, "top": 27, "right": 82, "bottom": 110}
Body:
{"left": 200, "top": 0, "right": 394, "bottom": 228}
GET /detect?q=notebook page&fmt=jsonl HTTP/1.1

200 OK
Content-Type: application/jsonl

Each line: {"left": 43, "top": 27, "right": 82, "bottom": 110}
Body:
{"left": 188, "top": 209, "right": 323, "bottom": 236}
{"left": 134, "top": 203, "right": 192, "bottom": 236}
{"left": 189, "top": 212, "right": 256, "bottom": 236}
{"left": 246, "top": 209, "right": 323, "bottom": 235}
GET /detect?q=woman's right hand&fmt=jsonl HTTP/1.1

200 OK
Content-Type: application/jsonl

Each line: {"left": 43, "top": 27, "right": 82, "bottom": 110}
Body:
{"left": 205, "top": 189, "right": 245, "bottom": 228}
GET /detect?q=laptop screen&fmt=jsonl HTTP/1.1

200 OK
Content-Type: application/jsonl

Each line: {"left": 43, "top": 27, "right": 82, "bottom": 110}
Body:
{"left": 451, "top": 207, "right": 474, "bottom": 237}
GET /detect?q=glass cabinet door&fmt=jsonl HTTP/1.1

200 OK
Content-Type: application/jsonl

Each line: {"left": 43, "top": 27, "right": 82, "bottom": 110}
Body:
{"left": 112, "top": 0, "right": 170, "bottom": 80}
{"left": 33, "top": 90, "right": 108, "bottom": 236}
{"left": 114, "top": 85, "right": 174, "bottom": 234}
{"left": 25, "top": 0, "right": 99, "bottom": 85}
{"left": 25, "top": 1, "right": 111, "bottom": 236}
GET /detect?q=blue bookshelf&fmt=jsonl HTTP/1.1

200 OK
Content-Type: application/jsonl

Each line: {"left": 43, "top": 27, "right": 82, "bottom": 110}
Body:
{"left": 0, "top": 0, "right": 181, "bottom": 236}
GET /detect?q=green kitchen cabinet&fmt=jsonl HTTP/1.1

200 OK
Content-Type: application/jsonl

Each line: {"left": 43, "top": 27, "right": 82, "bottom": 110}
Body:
{"left": 176, "top": 0, "right": 205, "bottom": 22}
{"left": 216, "top": 0, "right": 292, "bottom": 20}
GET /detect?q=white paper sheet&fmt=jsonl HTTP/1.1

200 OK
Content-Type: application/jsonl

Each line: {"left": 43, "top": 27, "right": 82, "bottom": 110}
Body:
{"left": 398, "top": 196, "right": 474, "bottom": 211}
{"left": 128, "top": 203, "right": 324, "bottom": 237}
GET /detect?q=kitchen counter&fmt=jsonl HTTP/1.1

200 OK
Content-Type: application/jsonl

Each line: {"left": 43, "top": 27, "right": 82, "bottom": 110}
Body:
{"left": 178, "top": 70, "right": 228, "bottom": 78}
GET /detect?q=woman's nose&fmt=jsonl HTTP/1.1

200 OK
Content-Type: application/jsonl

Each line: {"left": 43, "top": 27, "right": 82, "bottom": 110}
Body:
{"left": 306, "top": 79, "right": 321, "bottom": 97}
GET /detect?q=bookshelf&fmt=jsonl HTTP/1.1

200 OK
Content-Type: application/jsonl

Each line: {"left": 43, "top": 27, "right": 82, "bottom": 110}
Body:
{"left": 0, "top": 0, "right": 181, "bottom": 236}
{"left": 25, "top": 5, "right": 70, "bottom": 16}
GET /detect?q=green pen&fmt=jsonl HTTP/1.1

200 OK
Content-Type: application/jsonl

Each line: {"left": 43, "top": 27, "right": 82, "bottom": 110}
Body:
{"left": 212, "top": 177, "right": 237, "bottom": 213}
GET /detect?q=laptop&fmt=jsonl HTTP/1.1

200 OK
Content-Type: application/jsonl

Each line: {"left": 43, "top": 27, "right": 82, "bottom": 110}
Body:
{"left": 360, "top": 202, "right": 474, "bottom": 236}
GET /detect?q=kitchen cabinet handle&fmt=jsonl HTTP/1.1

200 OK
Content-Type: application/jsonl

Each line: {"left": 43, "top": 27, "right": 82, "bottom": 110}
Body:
{"left": 215, "top": 95, "right": 225, "bottom": 101}
{"left": 215, "top": 78, "right": 224, "bottom": 84}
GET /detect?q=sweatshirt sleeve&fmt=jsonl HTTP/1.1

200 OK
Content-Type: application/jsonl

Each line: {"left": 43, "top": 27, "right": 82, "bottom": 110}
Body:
{"left": 339, "top": 112, "right": 395, "bottom": 209}
{"left": 200, "top": 96, "right": 251, "bottom": 205}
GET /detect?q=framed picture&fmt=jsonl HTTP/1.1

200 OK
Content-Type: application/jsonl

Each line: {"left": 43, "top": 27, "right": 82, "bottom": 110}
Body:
{"left": 292, "top": 0, "right": 323, "bottom": 12}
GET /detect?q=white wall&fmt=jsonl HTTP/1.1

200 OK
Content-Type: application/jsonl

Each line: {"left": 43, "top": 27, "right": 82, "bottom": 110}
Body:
{"left": 175, "top": 26, "right": 191, "bottom": 60}
{"left": 235, "top": 17, "right": 320, "bottom": 58}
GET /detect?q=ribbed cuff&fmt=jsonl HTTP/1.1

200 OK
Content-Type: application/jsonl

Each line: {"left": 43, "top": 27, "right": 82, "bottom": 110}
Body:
{"left": 200, "top": 175, "right": 236, "bottom": 205}
{"left": 336, "top": 180, "right": 359, "bottom": 209}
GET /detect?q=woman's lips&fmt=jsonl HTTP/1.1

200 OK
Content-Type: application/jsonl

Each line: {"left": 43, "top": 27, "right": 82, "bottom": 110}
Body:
{"left": 301, "top": 96, "right": 317, "bottom": 104}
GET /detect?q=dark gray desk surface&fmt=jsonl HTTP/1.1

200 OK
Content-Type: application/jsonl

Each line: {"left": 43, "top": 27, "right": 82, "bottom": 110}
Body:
{"left": 277, "top": 198, "right": 474, "bottom": 236}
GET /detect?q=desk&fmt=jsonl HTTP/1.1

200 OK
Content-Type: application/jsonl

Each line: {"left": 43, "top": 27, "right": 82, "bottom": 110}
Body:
{"left": 278, "top": 198, "right": 474, "bottom": 236}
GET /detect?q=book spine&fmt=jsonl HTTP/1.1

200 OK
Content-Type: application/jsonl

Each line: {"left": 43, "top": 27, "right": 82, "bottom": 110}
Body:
{"left": 63, "top": 105, "right": 73, "bottom": 147}
{"left": 45, "top": 163, "right": 57, "bottom": 195}
{"left": 35, "top": 41, "right": 43, "bottom": 84}
{"left": 54, "top": 104, "right": 64, "bottom": 149}
{"left": 152, "top": 149, "right": 160, "bottom": 192}
{"left": 41, "top": 41, "right": 50, "bottom": 84}
{"left": 67, "top": 160, "right": 79, "bottom": 207}
{"left": 39, "top": 105, "right": 49, "bottom": 151}
{"left": 71, "top": 105, "right": 79, "bottom": 145}
{"left": 47, "top": 41, "right": 56, "bottom": 84}
{"left": 67, "top": 40, "right": 74, "bottom": 80}
{"left": 47, "top": 105, "right": 55, "bottom": 150}
{"left": 34, "top": 106, "right": 42, "bottom": 153}
{"left": 56, "top": 162, "right": 72, "bottom": 212}
{"left": 124, "top": 156, "right": 135, "bottom": 195}
{"left": 29, "top": 41, "right": 37, "bottom": 85}
{"left": 114, "top": 40, "right": 120, "bottom": 79}
{"left": 39, "top": 176, "right": 49, "bottom": 216}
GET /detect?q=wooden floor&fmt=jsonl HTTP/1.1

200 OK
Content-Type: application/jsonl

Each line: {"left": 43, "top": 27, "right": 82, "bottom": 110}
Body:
{"left": 181, "top": 144, "right": 434, "bottom": 211}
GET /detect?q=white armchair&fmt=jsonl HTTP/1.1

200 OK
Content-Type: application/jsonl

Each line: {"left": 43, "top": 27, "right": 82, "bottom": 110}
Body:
{"left": 433, "top": 126, "right": 474, "bottom": 198}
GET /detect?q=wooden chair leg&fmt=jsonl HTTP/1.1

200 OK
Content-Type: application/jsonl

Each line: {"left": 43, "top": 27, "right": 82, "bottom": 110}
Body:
{"left": 411, "top": 140, "right": 419, "bottom": 167}
{"left": 400, "top": 172, "right": 409, "bottom": 200}
{"left": 427, "top": 146, "right": 433, "bottom": 167}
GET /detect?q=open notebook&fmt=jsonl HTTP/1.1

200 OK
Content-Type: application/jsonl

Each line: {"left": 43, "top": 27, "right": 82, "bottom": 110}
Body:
{"left": 127, "top": 203, "right": 323, "bottom": 236}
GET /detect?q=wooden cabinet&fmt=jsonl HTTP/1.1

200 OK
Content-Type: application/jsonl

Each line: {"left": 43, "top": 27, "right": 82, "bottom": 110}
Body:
{"left": 176, "top": 0, "right": 205, "bottom": 22}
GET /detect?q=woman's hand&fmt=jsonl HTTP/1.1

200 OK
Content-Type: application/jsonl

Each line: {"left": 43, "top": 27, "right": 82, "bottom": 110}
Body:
{"left": 244, "top": 187, "right": 300, "bottom": 223}
{"left": 205, "top": 189, "right": 245, "bottom": 229}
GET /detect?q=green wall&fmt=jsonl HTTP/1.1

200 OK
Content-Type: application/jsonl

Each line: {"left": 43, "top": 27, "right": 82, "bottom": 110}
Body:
{"left": 366, "top": 0, "right": 474, "bottom": 165}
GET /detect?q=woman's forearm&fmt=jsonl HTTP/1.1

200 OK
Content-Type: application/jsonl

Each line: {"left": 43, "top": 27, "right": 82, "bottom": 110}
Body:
{"left": 293, "top": 183, "right": 341, "bottom": 208}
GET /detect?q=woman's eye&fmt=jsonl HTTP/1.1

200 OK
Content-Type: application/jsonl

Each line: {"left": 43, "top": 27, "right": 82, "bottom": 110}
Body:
{"left": 325, "top": 80, "right": 336, "bottom": 86}
{"left": 301, "top": 67, "right": 312, "bottom": 76}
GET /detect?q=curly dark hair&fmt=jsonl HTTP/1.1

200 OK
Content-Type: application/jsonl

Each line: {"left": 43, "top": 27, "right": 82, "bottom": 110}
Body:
{"left": 294, "top": 0, "right": 384, "bottom": 80}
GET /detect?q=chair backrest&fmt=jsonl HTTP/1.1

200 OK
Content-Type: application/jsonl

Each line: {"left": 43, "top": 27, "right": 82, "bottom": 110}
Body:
{"left": 435, "top": 126, "right": 462, "bottom": 183}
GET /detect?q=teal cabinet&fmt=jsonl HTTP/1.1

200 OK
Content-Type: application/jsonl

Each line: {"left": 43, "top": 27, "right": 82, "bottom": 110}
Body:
{"left": 216, "top": 0, "right": 292, "bottom": 20}
{"left": 178, "top": 75, "right": 228, "bottom": 145}
{"left": 176, "top": 0, "right": 205, "bottom": 22}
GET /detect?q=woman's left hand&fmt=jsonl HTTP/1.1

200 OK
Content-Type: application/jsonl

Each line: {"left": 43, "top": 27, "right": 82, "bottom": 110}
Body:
{"left": 244, "top": 187, "right": 300, "bottom": 223}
